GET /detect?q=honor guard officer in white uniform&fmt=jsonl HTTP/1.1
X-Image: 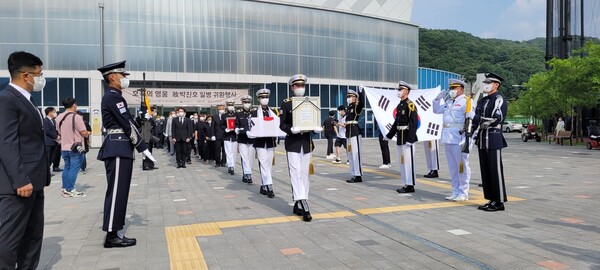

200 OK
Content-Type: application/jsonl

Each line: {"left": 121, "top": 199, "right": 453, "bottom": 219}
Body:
{"left": 384, "top": 81, "right": 419, "bottom": 193}
{"left": 221, "top": 100, "right": 238, "bottom": 175}
{"left": 467, "top": 72, "right": 508, "bottom": 211}
{"left": 433, "top": 79, "right": 473, "bottom": 201}
{"left": 345, "top": 86, "right": 365, "bottom": 183}
{"left": 236, "top": 95, "right": 255, "bottom": 183}
{"left": 422, "top": 140, "right": 440, "bottom": 178}
{"left": 97, "top": 61, "right": 157, "bottom": 248}
{"left": 280, "top": 74, "right": 322, "bottom": 222}
{"left": 253, "top": 89, "right": 279, "bottom": 198}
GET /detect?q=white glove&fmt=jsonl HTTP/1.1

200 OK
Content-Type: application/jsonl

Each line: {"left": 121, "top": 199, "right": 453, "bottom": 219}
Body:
{"left": 466, "top": 111, "right": 475, "bottom": 119}
{"left": 314, "top": 127, "right": 323, "bottom": 133}
{"left": 211, "top": 136, "right": 216, "bottom": 141}
{"left": 291, "top": 127, "right": 301, "bottom": 134}
{"left": 142, "top": 149, "right": 156, "bottom": 162}
{"left": 382, "top": 136, "right": 389, "bottom": 141}
{"left": 234, "top": 128, "right": 240, "bottom": 134}
{"left": 358, "top": 85, "right": 364, "bottom": 93}
{"left": 163, "top": 133, "right": 167, "bottom": 137}
{"left": 434, "top": 92, "right": 445, "bottom": 101}
{"left": 225, "top": 128, "right": 231, "bottom": 133}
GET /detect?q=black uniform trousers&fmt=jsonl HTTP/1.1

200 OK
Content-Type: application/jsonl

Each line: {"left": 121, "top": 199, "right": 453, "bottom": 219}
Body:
{"left": 175, "top": 141, "right": 188, "bottom": 165}
{"left": 478, "top": 149, "right": 507, "bottom": 203}
{"left": 103, "top": 157, "right": 134, "bottom": 232}
{"left": 215, "top": 139, "right": 225, "bottom": 166}
{"left": 378, "top": 133, "right": 391, "bottom": 165}
{"left": 45, "top": 145, "right": 61, "bottom": 169}
{"left": 0, "top": 191, "right": 45, "bottom": 270}
{"left": 197, "top": 139, "right": 205, "bottom": 160}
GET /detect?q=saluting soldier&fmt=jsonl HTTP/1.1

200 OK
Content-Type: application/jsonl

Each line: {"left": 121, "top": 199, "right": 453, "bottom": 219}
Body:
{"left": 467, "top": 72, "right": 508, "bottom": 211}
{"left": 252, "top": 89, "right": 278, "bottom": 198}
{"left": 97, "top": 61, "right": 157, "bottom": 248}
{"left": 433, "top": 79, "right": 473, "bottom": 201}
{"left": 345, "top": 86, "right": 365, "bottom": 183}
{"left": 384, "top": 81, "right": 419, "bottom": 193}
{"left": 235, "top": 95, "right": 255, "bottom": 183}
{"left": 280, "top": 74, "right": 322, "bottom": 222}
{"left": 221, "top": 100, "right": 238, "bottom": 175}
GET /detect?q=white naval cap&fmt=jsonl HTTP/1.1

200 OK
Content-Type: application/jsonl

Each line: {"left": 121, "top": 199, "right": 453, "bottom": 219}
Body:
{"left": 288, "top": 74, "right": 308, "bottom": 86}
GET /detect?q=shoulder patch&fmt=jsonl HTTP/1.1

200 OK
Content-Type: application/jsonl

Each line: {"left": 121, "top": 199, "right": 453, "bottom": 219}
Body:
{"left": 116, "top": 102, "right": 125, "bottom": 109}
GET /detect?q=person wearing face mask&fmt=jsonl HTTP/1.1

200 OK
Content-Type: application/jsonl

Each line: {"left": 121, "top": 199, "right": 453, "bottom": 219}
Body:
{"left": 96, "top": 60, "right": 157, "bottom": 248}
{"left": 211, "top": 105, "right": 227, "bottom": 167}
{"left": 188, "top": 113, "right": 199, "bottom": 159}
{"left": 383, "top": 81, "right": 419, "bottom": 193}
{"left": 203, "top": 115, "right": 216, "bottom": 163}
{"left": 235, "top": 95, "right": 255, "bottom": 183}
{"left": 433, "top": 79, "right": 473, "bottom": 202}
{"left": 280, "top": 74, "right": 321, "bottom": 222}
{"left": 344, "top": 86, "right": 366, "bottom": 183}
{"left": 195, "top": 114, "right": 208, "bottom": 162}
{"left": 172, "top": 107, "right": 194, "bottom": 168}
{"left": 43, "top": 107, "right": 62, "bottom": 175}
{"left": 251, "top": 89, "right": 280, "bottom": 197}
{"left": 0, "top": 51, "right": 51, "bottom": 269}
{"left": 466, "top": 72, "right": 508, "bottom": 212}
{"left": 220, "top": 100, "right": 238, "bottom": 175}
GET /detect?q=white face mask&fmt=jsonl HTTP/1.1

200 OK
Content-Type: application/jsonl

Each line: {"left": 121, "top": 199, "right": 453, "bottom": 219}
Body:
{"left": 293, "top": 87, "right": 305, "bottom": 97}
{"left": 199, "top": 117, "right": 206, "bottom": 121}
{"left": 260, "top": 98, "right": 269, "bottom": 106}
{"left": 227, "top": 106, "right": 235, "bottom": 112}
{"left": 178, "top": 112, "right": 185, "bottom": 117}
{"left": 28, "top": 74, "right": 46, "bottom": 92}
{"left": 397, "top": 90, "right": 406, "bottom": 99}
{"left": 483, "top": 83, "right": 493, "bottom": 93}
{"left": 448, "top": 89, "right": 458, "bottom": 99}
{"left": 346, "top": 98, "right": 353, "bottom": 104}
{"left": 243, "top": 103, "right": 251, "bottom": 110}
{"left": 120, "top": 77, "right": 130, "bottom": 90}
{"left": 218, "top": 109, "right": 225, "bottom": 114}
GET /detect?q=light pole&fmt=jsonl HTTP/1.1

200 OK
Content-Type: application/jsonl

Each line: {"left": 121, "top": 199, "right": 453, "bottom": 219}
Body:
{"left": 99, "top": 1, "right": 105, "bottom": 66}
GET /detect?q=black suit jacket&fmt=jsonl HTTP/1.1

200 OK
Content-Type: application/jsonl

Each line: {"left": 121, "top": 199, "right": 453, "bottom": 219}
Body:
{"left": 0, "top": 85, "right": 51, "bottom": 194}
{"left": 172, "top": 117, "right": 194, "bottom": 141}
{"left": 211, "top": 114, "right": 225, "bottom": 140}
{"left": 43, "top": 117, "right": 59, "bottom": 146}
{"left": 279, "top": 98, "right": 314, "bottom": 153}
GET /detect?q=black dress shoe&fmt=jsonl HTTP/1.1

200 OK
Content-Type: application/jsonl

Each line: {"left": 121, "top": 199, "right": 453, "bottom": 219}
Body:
{"left": 260, "top": 186, "right": 267, "bottom": 195}
{"left": 243, "top": 175, "right": 249, "bottom": 183}
{"left": 104, "top": 235, "right": 137, "bottom": 248}
{"left": 151, "top": 166, "right": 159, "bottom": 170}
{"left": 303, "top": 211, "right": 312, "bottom": 222}
{"left": 267, "top": 190, "right": 275, "bottom": 198}
{"left": 396, "top": 185, "right": 415, "bottom": 193}
{"left": 424, "top": 170, "right": 439, "bottom": 178}
{"left": 346, "top": 176, "right": 362, "bottom": 183}
{"left": 143, "top": 167, "right": 152, "bottom": 171}
{"left": 482, "top": 202, "right": 505, "bottom": 212}
{"left": 477, "top": 201, "right": 492, "bottom": 210}
{"left": 53, "top": 167, "right": 63, "bottom": 172}
{"left": 181, "top": 165, "right": 186, "bottom": 168}
{"left": 293, "top": 201, "right": 303, "bottom": 216}
{"left": 176, "top": 164, "right": 182, "bottom": 168}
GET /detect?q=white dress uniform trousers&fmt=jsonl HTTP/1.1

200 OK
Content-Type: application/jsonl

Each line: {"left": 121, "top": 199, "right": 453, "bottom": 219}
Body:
{"left": 445, "top": 144, "right": 470, "bottom": 196}
{"left": 287, "top": 147, "right": 310, "bottom": 200}
{"left": 224, "top": 140, "right": 238, "bottom": 168}
{"left": 347, "top": 135, "right": 363, "bottom": 176}
{"left": 256, "top": 146, "right": 274, "bottom": 186}
{"left": 396, "top": 143, "right": 416, "bottom": 186}
{"left": 422, "top": 140, "right": 440, "bottom": 171}
{"left": 238, "top": 143, "right": 254, "bottom": 175}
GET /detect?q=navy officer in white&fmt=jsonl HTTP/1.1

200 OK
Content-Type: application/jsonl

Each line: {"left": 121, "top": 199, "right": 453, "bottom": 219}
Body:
{"left": 433, "top": 79, "right": 473, "bottom": 201}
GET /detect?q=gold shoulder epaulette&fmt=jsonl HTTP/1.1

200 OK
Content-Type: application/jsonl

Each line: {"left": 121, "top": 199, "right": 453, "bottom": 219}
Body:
{"left": 408, "top": 101, "right": 416, "bottom": 112}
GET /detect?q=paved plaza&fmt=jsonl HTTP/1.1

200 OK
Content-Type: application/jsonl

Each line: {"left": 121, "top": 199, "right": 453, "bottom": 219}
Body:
{"left": 37, "top": 133, "right": 600, "bottom": 270}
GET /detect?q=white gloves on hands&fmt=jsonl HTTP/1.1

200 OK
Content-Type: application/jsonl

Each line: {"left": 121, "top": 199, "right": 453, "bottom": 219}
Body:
{"left": 142, "top": 149, "right": 157, "bottom": 162}
{"left": 382, "top": 136, "right": 389, "bottom": 141}
{"left": 434, "top": 92, "right": 445, "bottom": 101}
{"left": 225, "top": 128, "right": 231, "bottom": 133}
{"left": 358, "top": 85, "right": 364, "bottom": 93}
{"left": 211, "top": 136, "right": 216, "bottom": 141}
{"left": 314, "top": 127, "right": 323, "bottom": 133}
{"left": 234, "top": 128, "right": 240, "bottom": 134}
{"left": 291, "top": 127, "right": 301, "bottom": 134}
{"left": 144, "top": 113, "right": 152, "bottom": 120}
{"left": 466, "top": 111, "right": 475, "bottom": 119}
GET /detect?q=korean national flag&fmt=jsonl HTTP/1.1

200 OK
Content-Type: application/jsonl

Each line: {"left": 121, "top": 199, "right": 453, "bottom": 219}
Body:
{"left": 364, "top": 86, "right": 444, "bottom": 142}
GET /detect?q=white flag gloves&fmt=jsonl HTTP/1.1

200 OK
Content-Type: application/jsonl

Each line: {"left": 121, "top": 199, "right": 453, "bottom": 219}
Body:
{"left": 142, "top": 149, "right": 156, "bottom": 162}
{"left": 434, "top": 92, "right": 445, "bottom": 101}
{"left": 211, "top": 136, "right": 216, "bottom": 141}
{"left": 234, "top": 128, "right": 240, "bottom": 134}
{"left": 225, "top": 128, "right": 231, "bottom": 133}
{"left": 144, "top": 113, "right": 152, "bottom": 120}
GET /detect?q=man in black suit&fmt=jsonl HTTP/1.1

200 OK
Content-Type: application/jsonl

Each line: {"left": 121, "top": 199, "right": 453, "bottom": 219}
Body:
{"left": 0, "top": 51, "right": 51, "bottom": 269}
{"left": 172, "top": 107, "right": 194, "bottom": 168}
{"left": 43, "top": 107, "right": 61, "bottom": 174}
{"left": 212, "top": 104, "right": 227, "bottom": 167}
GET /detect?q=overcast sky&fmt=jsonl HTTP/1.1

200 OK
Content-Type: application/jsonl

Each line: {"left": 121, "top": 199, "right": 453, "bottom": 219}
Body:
{"left": 412, "top": 0, "right": 550, "bottom": 41}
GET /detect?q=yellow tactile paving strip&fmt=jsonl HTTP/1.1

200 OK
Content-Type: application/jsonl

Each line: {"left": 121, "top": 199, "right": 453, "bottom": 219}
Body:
{"left": 166, "top": 154, "right": 525, "bottom": 270}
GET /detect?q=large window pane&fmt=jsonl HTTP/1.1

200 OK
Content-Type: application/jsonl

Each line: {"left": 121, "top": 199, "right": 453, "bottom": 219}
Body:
{"left": 74, "top": 78, "right": 89, "bottom": 106}
{"left": 59, "top": 78, "right": 73, "bottom": 105}
{"left": 43, "top": 78, "right": 58, "bottom": 106}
